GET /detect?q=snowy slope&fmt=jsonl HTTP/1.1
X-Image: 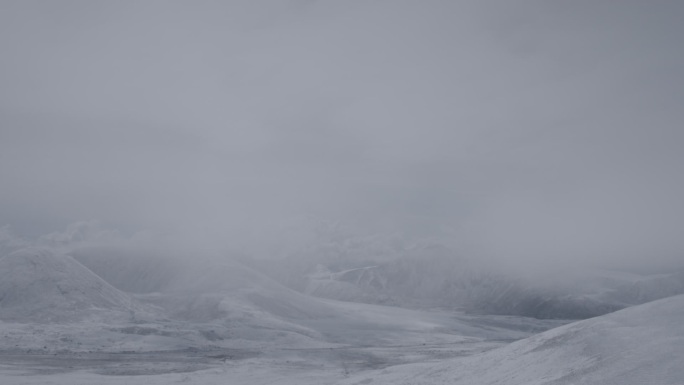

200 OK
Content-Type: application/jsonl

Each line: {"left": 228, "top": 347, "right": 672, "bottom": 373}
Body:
{"left": 338, "top": 294, "right": 684, "bottom": 385}
{"left": 71, "top": 246, "right": 334, "bottom": 322}
{"left": 0, "top": 248, "right": 148, "bottom": 322}
{"left": 235, "top": 222, "right": 684, "bottom": 319}
{"left": 63, "top": 246, "right": 567, "bottom": 352}
{"left": 0, "top": 245, "right": 569, "bottom": 382}
{"left": 270, "top": 241, "right": 684, "bottom": 319}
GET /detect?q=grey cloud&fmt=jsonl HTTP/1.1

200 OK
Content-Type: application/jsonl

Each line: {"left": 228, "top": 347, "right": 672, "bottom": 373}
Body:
{"left": 1, "top": 1, "right": 683, "bottom": 270}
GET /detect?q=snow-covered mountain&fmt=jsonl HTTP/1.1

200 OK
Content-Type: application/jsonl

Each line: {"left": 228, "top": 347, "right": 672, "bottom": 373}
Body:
{"left": 338, "top": 293, "right": 684, "bottom": 385}
{"left": 0, "top": 245, "right": 567, "bottom": 357}
{"left": 70, "top": 246, "right": 334, "bottom": 321}
{"left": 0, "top": 248, "right": 148, "bottom": 322}
{"left": 304, "top": 257, "right": 684, "bottom": 319}
{"left": 248, "top": 237, "right": 684, "bottom": 319}
{"left": 2, "top": 244, "right": 682, "bottom": 384}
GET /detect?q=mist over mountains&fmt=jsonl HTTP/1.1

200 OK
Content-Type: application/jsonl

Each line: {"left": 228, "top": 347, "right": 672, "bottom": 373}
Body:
{"left": 239, "top": 222, "right": 684, "bottom": 319}
{"left": 1, "top": 228, "right": 683, "bottom": 384}
{"left": 0, "top": 248, "right": 144, "bottom": 323}
{"left": 2, "top": 0, "right": 684, "bottom": 274}
{"left": 3, "top": 221, "right": 683, "bottom": 324}
{"left": 2, "top": 0, "right": 684, "bottom": 383}
{"left": 339, "top": 293, "right": 684, "bottom": 385}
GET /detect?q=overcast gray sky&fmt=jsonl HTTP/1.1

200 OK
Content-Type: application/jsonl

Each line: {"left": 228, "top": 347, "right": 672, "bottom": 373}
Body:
{"left": 1, "top": 0, "right": 683, "bottom": 269}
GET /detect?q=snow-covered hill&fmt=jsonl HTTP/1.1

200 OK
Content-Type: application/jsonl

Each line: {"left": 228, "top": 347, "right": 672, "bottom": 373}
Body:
{"left": 0, "top": 248, "right": 148, "bottom": 322}
{"left": 71, "top": 246, "right": 334, "bottom": 323}
{"left": 5, "top": 244, "right": 679, "bottom": 384}
{"left": 338, "top": 293, "right": 684, "bottom": 385}
{"left": 0, "top": 245, "right": 568, "bottom": 374}
{"left": 254, "top": 237, "right": 684, "bottom": 319}
{"left": 68, "top": 246, "right": 562, "bottom": 348}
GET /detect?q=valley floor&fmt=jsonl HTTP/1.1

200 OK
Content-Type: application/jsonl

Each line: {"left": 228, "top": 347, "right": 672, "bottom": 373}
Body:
{"left": 0, "top": 303, "right": 566, "bottom": 385}
{"left": 0, "top": 342, "right": 494, "bottom": 385}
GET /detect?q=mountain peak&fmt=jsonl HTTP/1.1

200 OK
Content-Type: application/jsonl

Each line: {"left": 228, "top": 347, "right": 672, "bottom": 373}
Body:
{"left": 0, "top": 248, "right": 144, "bottom": 322}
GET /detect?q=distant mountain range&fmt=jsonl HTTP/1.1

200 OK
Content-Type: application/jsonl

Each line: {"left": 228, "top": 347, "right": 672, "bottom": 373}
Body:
{"left": 243, "top": 238, "right": 684, "bottom": 319}
{"left": 2, "top": 245, "right": 683, "bottom": 384}
{"left": 1, "top": 246, "right": 557, "bottom": 354}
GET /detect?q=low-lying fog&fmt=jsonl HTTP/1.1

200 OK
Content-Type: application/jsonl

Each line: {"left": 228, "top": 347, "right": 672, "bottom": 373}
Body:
{"left": 2, "top": 2, "right": 684, "bottom": 384}
{"left": 2, "top": 1, "right": 683, "bottom": 276}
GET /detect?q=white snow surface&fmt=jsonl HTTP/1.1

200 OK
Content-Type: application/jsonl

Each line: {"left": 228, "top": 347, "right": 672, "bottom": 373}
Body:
{"left": 0, "top": 246, "right": 567, "bottom": 384}
{"left": 1, "top": 246, "right": 681, "bottom": 384}
{"left": 337, "top": 293, "right": 684, "bottom": 385}
{"left": 2, "top": 294, "right": 682, "bottom": 384}
{"left": 250, "top": 235, "right": 684, "bottom": 319}
{"left": 0, "top": 248, "right": 148, "bottom": 322}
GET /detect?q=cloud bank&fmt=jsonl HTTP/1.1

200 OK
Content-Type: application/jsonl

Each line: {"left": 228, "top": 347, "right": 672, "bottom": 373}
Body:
{"left": 1, "top": 1, "right": 683, "bottom": 270}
